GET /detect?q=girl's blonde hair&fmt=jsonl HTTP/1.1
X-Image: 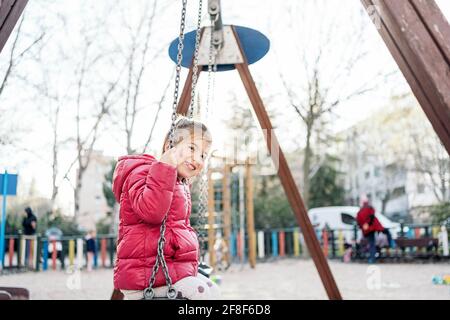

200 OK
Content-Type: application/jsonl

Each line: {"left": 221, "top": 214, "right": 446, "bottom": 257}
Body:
{"left": 162, "top": 116, "right": 212, "bottom": 154}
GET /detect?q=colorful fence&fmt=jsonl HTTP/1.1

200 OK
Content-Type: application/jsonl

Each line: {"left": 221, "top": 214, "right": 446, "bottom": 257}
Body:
{"left": 2, "top": 223, "right": 449, "bottom": 272}
{"left": 1, "top": 234, "right": 116, "bottom": 271}
{"left": 228, "top": 224, "right": 450, "bottom": 262}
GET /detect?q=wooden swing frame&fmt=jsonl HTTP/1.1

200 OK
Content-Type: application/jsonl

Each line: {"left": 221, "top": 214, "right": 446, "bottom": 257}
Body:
{"left": 1, "top": 0, "right": 450, "bottom": 301}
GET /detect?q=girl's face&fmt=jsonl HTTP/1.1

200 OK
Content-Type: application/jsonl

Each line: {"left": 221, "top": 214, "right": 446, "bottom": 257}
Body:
{"left": 166, "top": 134, "right": 211, "bottom": 179}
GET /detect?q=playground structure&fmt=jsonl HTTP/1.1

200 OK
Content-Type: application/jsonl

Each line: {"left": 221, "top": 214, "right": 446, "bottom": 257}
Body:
{"left": 0, "top": 0, "right": 449, "bottom": 301}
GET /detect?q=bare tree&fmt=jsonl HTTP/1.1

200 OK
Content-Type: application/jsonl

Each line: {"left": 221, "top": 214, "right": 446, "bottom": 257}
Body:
{"left": 409, "top": 120, "right": 450, "bottom": 204}
{"left": 278, "top": 0, "right": 393, "bottom": 208}
{"left": 0, "top": 13, "right": 45, "bottom": 146}
{"left": 104, "top": 0, "right": 176, "bottom": 155}
{"left": 142, "top": 67, "right": 175, "bottom": 154}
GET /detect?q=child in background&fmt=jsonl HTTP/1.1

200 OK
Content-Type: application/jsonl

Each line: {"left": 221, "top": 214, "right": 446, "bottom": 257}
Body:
{"left": 85, "top": 229, "right": 97, "bottom": 272}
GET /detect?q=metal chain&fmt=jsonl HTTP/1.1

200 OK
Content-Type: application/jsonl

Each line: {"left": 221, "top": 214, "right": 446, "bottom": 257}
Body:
{"left": 197, "top": 167, "right": 209, "bottom": 263}
{"left": 169, "top": 0, "right": 188, "bottom": 149}
{"left": 188, "top": 0, "right": 204, "bottom": 119}
{"left": 194, "top": 16, "right": 221, "bottom": 265}
{"left": 144, "top": 0, "right": 188, "bottom": 300}
{"left": 206, "top": 18, "right": 218, "bottom": 118}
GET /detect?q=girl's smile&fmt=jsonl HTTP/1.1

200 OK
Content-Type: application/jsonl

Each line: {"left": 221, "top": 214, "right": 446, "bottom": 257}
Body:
{"left": 184, "top": 161, "right": 197, "bottom": 171}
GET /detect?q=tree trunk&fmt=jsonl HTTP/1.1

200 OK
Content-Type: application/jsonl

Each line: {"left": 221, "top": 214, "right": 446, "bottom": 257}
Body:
{"left": 74, "top": 167, "right": 83, "bottom": 218}
{"left": 303, "top": 121, "right": 313, "bottom": 208}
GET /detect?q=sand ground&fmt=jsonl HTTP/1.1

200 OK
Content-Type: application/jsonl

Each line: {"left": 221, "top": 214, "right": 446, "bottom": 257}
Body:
{"left": 1, "top": 259, "right": 449, "bottom": 300}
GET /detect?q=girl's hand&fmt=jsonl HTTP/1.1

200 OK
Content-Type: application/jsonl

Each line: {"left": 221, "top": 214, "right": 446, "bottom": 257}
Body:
{"left": 160, "top": 146, "right": 180, "bottom": 167}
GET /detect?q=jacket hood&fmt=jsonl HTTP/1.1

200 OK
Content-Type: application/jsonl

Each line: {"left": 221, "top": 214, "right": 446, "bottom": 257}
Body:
{"left": 24, "top": 207, "right": 34, "bottom": 218}
{"left": 112, "top": 154, "right": 156, "bottom": 202}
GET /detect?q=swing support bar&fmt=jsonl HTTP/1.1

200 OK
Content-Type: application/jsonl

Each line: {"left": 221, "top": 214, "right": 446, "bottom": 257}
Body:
{"left": 361, "top": 0, "right": 450, "bottom": 154}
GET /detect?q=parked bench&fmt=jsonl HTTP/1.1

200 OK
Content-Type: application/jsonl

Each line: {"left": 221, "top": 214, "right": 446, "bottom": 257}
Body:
{"left": 395, "top": 237, "right": 439, "bottom": 258}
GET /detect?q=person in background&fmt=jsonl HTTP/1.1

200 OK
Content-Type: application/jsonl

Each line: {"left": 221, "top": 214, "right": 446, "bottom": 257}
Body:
{"left": 85, "top": 229, "right": 97, "bottom": 272}
{"left": 356, "top": 196, "right": 393, "bottom": 263}
{"left": 22, "top": 207, "right": 37, "bottom": 236}
{"left": 22, "top": 207, "right": 37, "bottom": 266}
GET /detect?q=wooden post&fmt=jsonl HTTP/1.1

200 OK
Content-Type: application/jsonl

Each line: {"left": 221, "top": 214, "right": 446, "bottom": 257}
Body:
{"left": 68, "top": 239, "right": 75, "bottom": 268}
{"left": 361, "top": 0, "right": 450, "bottom": 155}
{"left": 279, "top": 231, "right": 286, "bottom": 258}
{"left": 8, "top": 237, "right": 14, "bottom": 267}
{"left": 232, "top": 27, "right": 342, "bottom": 299}
{"left": 51, "top": 240, "right": 57, "bottom": 271}
{"left": 293, "top": 229, "right": 300, "bottom": 257}
{"left": 207, "top": 169, "right": 216, "bottom": 267}
{"left": 222, "top": 164, "right": 232, "bottom": 266}
{"left": 0, "top": 0, "right": 29, "bottom": 53}
{"left": 322, "top": 228, "right": 329, "bottom": 258}
{"left": 245, "top": 160, "right": 256, "bottom": 268}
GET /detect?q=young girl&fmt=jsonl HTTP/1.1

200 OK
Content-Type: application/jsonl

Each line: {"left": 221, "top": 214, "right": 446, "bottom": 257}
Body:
{"left": 112, "top": 117, "right": 221, "bottom": 300}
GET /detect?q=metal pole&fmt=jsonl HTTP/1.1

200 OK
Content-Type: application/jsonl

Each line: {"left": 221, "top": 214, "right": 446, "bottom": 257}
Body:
{"left": 0, "top": 170, "right": 8, "bottom": 269}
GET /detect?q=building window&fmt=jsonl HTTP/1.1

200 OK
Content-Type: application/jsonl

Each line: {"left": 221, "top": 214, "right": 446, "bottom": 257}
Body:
{"left": 417, "top": 184, "right": 425, "bottom": 194}
{"left": 374, "top": 167, "right": 381, "bottom": 177}
{"left": 391, "top": 186, "right": 406, "bottom": 199}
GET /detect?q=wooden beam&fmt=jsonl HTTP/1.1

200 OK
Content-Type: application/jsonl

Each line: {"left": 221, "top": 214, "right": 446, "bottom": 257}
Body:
{"left": 110, "top": 288, "right": 124, "bottom": 300}
{"left": 176, "top": 66, "right": 199, "bottom": 115}
{"left": 0, "top": 0, "right": 28, "bottom": 53}
{"left": 232, "top": 26, "right": 342, "bottom": 300}
{"left": 245, "top": 160, "right": 256, "bottom": 268}
{"left": 361, "top": 0, "right": 450, "bottom": 154}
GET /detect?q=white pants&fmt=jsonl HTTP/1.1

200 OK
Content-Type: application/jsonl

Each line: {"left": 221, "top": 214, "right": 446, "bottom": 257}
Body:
{"left": 121, "top": 273, "right": 221, "bottom": 300}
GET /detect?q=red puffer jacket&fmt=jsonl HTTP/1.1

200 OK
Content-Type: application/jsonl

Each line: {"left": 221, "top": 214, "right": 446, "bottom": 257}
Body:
{"left": 112, "top": 154, "right": 199, "bottom": 290}
{"left": 356, "top": 205, "right": 385, "bottom": 236}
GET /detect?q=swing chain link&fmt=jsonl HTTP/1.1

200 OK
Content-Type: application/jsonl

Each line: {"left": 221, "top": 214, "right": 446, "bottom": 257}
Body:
{"left": 197, "top": 166, "right": 209, "bottom": 263}
{"left": 169, "top": 0, "right": 188, "bottom": 149}
{"left": 206, "top": 17, "right": 218, "bottom": 115}
{"left": 188, "top": 0, "right": 204, "bottom": 119}
{"left": 144, "top": 216, "right": 177, "bottom": 299}
{"left": 195, "top": 15, "right": 219, "bottom": 265}
{"left": 196, "top": 17, "right": 218, "bottom": 263}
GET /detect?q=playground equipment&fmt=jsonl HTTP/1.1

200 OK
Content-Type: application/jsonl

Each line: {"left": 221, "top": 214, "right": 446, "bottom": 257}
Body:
{"left": 201, "top": 156, "right": 257, "bottom": 270}
{"left": 432, "top": 275, "right": 450, "bottom": 285}
{"left": 2, "top": 0, "right": 450, "bottom": 302}
{"left": 167, "top": 0, "right": 342, "bottom": 300}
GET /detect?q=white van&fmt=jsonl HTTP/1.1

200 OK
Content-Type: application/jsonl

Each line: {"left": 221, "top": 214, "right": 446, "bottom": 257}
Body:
{"left": 307, "top": 206, "right": 401, "bottom": 243}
